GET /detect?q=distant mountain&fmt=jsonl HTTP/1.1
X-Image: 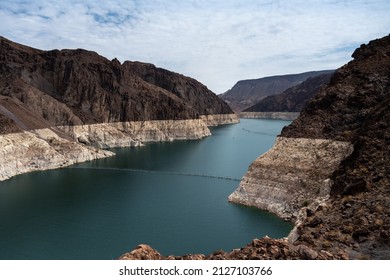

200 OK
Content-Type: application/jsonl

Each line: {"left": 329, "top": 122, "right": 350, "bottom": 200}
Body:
{"left": 243, "top": 72, "right": 334, "bottom": 112}
{"left": 220, "top": 70, "right": 334, "bottom": 112}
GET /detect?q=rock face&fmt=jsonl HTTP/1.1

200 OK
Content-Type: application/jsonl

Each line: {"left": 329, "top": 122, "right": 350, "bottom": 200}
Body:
{"left": 243, "top": 73, "right": 333, "bottom": 113}
{"left": 0, "top": 36, "right": 233, "bottom": 127}
{"left": 220, "top": 70, "right": 334, "bottom": 112}
{"left": 0, "top": 36, "right": 236, "bottom": 181}
{"left": 123, "top": 61, "right": 233, "bottom": 115}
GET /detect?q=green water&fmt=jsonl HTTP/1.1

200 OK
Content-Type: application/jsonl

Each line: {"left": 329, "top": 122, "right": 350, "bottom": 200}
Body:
{"left": 0, "top": 119, "right": 292, "bottom": 259}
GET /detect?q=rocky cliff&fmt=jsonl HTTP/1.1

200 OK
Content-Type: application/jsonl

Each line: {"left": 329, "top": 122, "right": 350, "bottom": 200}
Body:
{"left": 0, "top": 36, "right": 234, "bottom": 125}
{"left": 0, "top": 36, "right": 236, "bottom": 181}
{"left": 120, "top": 34, "right": 390, "bottom": 260}
{"left": 220, "top": 70, "right": 334, "bottom": 112}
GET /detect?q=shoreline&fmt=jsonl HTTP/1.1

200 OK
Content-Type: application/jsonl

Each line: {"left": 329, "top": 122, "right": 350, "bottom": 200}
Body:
{"left": 0, "top": 115, "right": 238, "bottom": 182}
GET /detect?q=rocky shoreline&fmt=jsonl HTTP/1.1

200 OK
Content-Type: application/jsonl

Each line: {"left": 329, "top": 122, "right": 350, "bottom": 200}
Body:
{"left": 0, "top": 128, "right": 113, "bottom": 181}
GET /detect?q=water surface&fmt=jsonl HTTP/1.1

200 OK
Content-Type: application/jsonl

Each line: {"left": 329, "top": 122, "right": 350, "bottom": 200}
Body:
{"left": 0, "top": 119, "right": 292, "bottom": 259}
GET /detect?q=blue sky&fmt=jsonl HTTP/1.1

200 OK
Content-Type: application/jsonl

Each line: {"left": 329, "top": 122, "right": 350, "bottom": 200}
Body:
{"left": 0, "top": 0, "right": 389, "bottom": 93}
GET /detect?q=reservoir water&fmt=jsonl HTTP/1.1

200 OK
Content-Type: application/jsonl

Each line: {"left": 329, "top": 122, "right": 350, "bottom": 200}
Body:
{"left": 0, "top": 119, "right": 292, "bottom": 259}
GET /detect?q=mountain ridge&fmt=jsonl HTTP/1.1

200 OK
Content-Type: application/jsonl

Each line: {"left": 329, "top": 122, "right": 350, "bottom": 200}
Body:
{"left": 243, "top": 72, "right": 334, "bottom": 113}
{"left": 220, "top": 70, "right": 334, "bottom": 112}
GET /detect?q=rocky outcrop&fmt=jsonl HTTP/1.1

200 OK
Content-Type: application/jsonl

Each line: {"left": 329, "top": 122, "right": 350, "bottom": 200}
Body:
{"left": 239, "top": 112, "right": 300, "bottom": 121}
{"left": 243, "top": 73, "right": 333, "bottom": 113}
{"left": 199, "top": 114, "right": 239, "bottom": 126}
{"left": 118, "top": 237, "right": 343, "bottom": 260}
{"left": 220, "top": 70, "right": 334, "bottom": 112}
{"left": 228, "top": 137, "right": 353, "bottom": 220}
{"left": 0, "top": 128, "right": 113, "bottom": 181}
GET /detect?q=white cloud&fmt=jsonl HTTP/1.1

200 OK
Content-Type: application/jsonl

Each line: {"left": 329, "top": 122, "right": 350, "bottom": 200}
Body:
{"left": 1, "top": 0, "right": 389, "bottom": 93}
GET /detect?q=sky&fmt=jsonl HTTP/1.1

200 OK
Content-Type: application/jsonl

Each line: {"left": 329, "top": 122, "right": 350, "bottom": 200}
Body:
{"left": 0, "top": 0, "right": 389, "bottom": 93}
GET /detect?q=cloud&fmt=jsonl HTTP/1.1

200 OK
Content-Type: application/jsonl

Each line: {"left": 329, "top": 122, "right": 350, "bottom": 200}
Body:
{"left": 1, "top": 0, "right": 389, "bottom": 93}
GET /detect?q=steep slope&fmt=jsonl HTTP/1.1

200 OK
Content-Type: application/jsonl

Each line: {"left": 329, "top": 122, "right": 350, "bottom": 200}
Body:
{"left": 0, "top": 36, "right": 237, "bottom": 180}
{"left": 220, "top": 70, "right": 334, "bottom": 112}
{"left": 0, "top": 36, "right": 235, "bottom": 126}
{"left": 243, "top": 72, "right": 333, "bottom": 112}
{"left": 123, "top": 61, "right": 232, "bottom": 115}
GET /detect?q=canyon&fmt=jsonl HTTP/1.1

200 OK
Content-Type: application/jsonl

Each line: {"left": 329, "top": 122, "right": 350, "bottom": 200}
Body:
{"left": 1, "top": 34, "right": 389, "bottom": 260}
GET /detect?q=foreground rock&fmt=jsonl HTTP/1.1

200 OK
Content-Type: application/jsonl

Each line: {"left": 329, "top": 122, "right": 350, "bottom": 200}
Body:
{"left": 118, "top": 237, "right": 344, "bottom": 260}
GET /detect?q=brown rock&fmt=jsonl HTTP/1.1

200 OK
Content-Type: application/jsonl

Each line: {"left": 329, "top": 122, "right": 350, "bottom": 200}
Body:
{"left": 118, "top": 244, "right": 162, "bottom": 260}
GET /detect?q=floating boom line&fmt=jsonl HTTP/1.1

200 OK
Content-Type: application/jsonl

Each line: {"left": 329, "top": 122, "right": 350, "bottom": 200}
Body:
{"left": 68, "top": 166, "right": 241, "bottom": 182}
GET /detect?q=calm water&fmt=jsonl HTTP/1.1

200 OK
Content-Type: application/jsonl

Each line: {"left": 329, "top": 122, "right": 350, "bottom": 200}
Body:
{"left": 0, "top": 119, "right": 292, "bottom": 260}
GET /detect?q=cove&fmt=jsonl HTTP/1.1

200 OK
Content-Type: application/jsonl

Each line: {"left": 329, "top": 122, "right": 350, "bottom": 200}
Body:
{"left": 0, "top": 119, "right": 293, "bottom": 260}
